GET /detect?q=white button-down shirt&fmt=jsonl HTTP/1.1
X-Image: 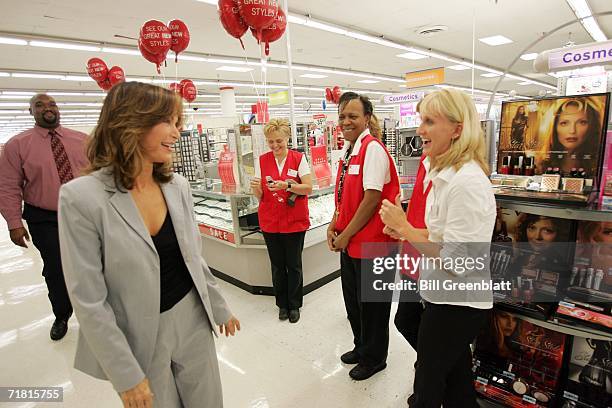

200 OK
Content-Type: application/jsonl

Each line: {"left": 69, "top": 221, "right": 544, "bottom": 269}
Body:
{"left": 420, "top": 157, "right": 496, "bottom": 309}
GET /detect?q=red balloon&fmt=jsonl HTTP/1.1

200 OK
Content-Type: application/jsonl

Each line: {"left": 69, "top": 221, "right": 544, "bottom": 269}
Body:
{"left": 218, "top": 0, "right": 248, "bottom": 48}
{"left": 139, "top": 20, "right": 172, "bottom": 56}
{"left": 86, "top": 58, "right": 108, "bottom": 82}
{"left": 138, "top": 39, "right": 167, "bottom": 73}
{"left": 238, "top": 0, "right": 278, "bottom": 32}
{"left": 180, "top": 79, "right": 197, "bottom": 103}
{"left": 108, "top": 66, "right": 125, "bottom": 86}
{"left": 332, "top": 86, "right": 342, "bottom": 104}
{"left": 97, "top": 79, "right": 112, "bottom": 91}
{"left": 325, "top": 88, "right": 333, "bottom": 103}
{"left": 251, "top": 8, "right": 286, "bottom": 55}
{"left": 169, "top": 82, "right": 182, "bottom": 93}
{"left": 168, "top": 19, "right": 190, "bottom": 61}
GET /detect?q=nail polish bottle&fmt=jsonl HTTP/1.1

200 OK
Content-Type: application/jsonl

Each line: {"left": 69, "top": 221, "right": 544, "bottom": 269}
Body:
{"left": 523, "top": 280, "right": 534, "bottom": 303}
{"left": 570, "top": 168, "right": 578, "bottom": 178}
{"left": 585, "top": 268, "right": 595, "bottom": 289}
{"left": 501, "top": 156, "right": 510, "bottom": 174}
{"left": 545, "top": 167, "right": 553, "bottom": 174}
{"left": 593, "top": 269, "right": 604, "bottom": 290}
{"left": 570, "top": 266, "right": 579, "bottom": 286}
{"left": 513, "top": 156, "right": 524, "bottom": 175}
{"left": 524, "top": 157, "right": 535, "bottom": 176}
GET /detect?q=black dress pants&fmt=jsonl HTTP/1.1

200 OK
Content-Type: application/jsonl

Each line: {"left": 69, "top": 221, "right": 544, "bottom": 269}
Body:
{"left": 409, "top": 302, "right": 488, "bottom": 408}
{"left": 262, "top": 231, "right": 306, "bottom": 310}
{"left": 340, "top": 251, "right": 392, "bottom": 366}
{"left": 23, "top": 204, "right": 72, "bottom": 320}
{"left": 394, "top": 283, "right": 423, "bottom": 351}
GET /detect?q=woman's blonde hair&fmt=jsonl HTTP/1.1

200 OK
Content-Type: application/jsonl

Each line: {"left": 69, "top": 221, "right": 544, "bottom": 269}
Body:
{"left": 417, "top": 88, "right": 488, "bottom": 173}
{"left": 264, "top": 118, "right": 291, "bottom": 139}
{"left": 85, "top": 82, "right": 184, "bottom": 190}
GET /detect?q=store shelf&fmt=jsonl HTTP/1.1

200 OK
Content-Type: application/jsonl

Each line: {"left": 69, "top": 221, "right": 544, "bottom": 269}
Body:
{"left": 495, "top": 197, "right": 612, "bottom": 222}
{"left": 515, "top": 313, "right": 611, "bottom": 341}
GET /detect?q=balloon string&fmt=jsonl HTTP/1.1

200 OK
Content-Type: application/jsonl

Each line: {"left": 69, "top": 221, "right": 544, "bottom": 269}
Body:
{"left": 175, "top": 58, "right": 179, "bottom": 84}
{"left": 240, "top": 44, "right": 261, "bottom": 104}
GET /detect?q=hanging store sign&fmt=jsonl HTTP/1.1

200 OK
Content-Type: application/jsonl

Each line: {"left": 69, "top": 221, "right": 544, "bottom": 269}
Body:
{"left": 382, "top": 92, "right": 424, "bottom": 104}
{"left": 404, "top": 68, "right": 444, "bottom": 88}
{"left": 268, "top": 90, "right": 289, "bottom": 106}
{"left": 534, "top": 40, "right": 612, "bottom": 72}
{"left": 566, "top": 72, "right": 608, "bottom": 95}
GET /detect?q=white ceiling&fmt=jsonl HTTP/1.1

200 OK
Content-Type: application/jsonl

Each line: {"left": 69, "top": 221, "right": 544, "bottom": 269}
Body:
{"left": 0, "top": 0, "right": 610, "bottom": 140}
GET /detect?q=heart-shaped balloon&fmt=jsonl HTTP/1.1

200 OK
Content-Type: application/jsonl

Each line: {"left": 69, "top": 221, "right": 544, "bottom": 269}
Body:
{"left": 218, "top": 0, "right": 248, "bottom": 49}
{"left": 139, "top": 20, "right": 172, "bottom": 56}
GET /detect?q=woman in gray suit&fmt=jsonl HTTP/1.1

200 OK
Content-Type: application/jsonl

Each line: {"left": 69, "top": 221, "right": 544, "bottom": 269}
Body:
{"left": 58, "top": 82, "right": 240, "bottom": 408}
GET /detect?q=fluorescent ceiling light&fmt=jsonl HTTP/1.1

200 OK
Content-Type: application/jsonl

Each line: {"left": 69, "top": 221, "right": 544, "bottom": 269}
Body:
{"left": 195, "top": 0, "right": 217, "bottom": 4}
{"left": 304, "top": 20, "right": 347, "bottom": 36}
{"left": 299, "top": 74, "right": 328, "bottom": 79}
{"left": 0, "top": 72, "right": 9, "bottom": 77}
{"left": 447, "top": 64, "right": 471, "bottom": 71}
{"left": 12, "top": 73, "right": 66, "bottom": 80}
{"left": 582, "top": 17, "right": 608, "bottom": 42}
{"left": 565, "top": 0, "right": 608, "bottom": 41}
{"left": 396, "top": 52, "right": 428, "bottom": 60}
{"left": 216, "top": 66, "right": 254, "bottom": 73}
{"left": 517, "top": 81, "right": 533, "bottom": 85}
{"left": 29, "top": 40, "right": 101, "bottom": 52}
{"left": 481, "top": 73, "right": 501, "bottom": 78}
{"left": 0, "top": 95, "right": 31, "bottom": 99}
{"left": 478, "top": 35, "right": 513, "bottom": 46}
{"left": 63, "top": 75, "right": 94, "bottom": 82}
{"left": 519, "top": 53, "right": 538, "bottom": 61}
{"left": 357, "top": 80, "right": 380, "bottom": 84}
{"left": 2, "top": 91, "right": 36, "bottom": 95}
{"left": 0, "top": 36, "right": 28, "bottom": 46}
{"left": 102, "top": 47, "right": 141, "bottom": 56}
{"left": 0, "top": 103, "right": 29, "bottom": 107}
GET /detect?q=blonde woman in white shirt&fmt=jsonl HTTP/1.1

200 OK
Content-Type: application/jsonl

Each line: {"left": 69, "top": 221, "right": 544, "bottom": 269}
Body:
{"left": 379, "top": 88, "right": 496, "bottom": 408}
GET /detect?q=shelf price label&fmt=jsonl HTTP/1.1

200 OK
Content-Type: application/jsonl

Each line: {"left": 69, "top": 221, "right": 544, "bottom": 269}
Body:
{"left": 199, "top": 224, "right": 235, "bottom": 243}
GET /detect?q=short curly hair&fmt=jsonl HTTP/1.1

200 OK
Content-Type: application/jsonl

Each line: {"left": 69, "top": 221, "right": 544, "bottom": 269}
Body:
{"left": 264, "top": 118, "right": 291, "bottom": 139}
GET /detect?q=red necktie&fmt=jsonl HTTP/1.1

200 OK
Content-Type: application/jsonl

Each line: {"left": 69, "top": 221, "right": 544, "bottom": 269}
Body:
{"left": 49, "top": 130, "right": 74, "bottom": 184}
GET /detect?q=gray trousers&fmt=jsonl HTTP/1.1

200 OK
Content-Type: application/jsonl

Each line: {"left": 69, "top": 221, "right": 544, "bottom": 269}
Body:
{"left": 148, "top": 288, "right": 223, "bottom": 407}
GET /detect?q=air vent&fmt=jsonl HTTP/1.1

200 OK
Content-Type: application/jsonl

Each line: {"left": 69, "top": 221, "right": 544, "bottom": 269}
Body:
{"left": 416, "top": 25, "right": 448, "bottom": 37}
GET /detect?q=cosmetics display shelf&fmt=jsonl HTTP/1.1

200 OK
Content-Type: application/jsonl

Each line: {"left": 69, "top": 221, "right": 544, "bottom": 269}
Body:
{"left": 517, "top": 313, "right": 611, "bottom": 341}
{"left": 495, "top": 197, "right": 612, "bottom": 222}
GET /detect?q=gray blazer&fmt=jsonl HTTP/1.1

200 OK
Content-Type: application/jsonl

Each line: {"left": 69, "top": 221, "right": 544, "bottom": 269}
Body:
{"left": 58, "top": 169, "right": 232, "bottom": 393}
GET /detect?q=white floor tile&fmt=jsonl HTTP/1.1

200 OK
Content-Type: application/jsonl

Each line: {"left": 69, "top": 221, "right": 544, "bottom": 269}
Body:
{"left": 0, "top": 217, "right": 416, "bottom": 407}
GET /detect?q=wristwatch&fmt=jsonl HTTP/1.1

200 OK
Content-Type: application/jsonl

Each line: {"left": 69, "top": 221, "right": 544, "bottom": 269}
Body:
{"left": 286, "top": 179, "right": 296, "bottom": 191}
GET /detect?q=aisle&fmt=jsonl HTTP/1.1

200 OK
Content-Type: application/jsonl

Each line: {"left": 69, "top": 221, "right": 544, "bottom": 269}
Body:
{"left": 0, "top": 218, "right": 415, "bottom": 407}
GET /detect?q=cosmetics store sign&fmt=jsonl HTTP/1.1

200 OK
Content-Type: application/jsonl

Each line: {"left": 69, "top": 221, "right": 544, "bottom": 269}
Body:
{"left": 382, "top": 92, "right": 424, "bottom": 105}
{"left": 549, "top": 40, "right": 612, "bottom": 70}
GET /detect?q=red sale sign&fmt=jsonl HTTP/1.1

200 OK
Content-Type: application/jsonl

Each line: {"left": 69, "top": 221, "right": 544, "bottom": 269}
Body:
{"left": 198, "top": 224, "right": 236, "bottom": 243}
{"left": 310, "top": 145, "right": 332, "bottom": 188}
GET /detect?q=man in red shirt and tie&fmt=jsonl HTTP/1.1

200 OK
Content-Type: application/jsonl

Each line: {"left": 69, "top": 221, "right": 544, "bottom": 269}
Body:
{"left": 0, "top": 94, "right": 89, "bottom": 340}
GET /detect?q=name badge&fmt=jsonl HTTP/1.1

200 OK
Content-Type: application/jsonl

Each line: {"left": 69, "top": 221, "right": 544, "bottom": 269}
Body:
{"left": 287, "top": 169, "right": 298, "bottom": 177}
{"left": 348, "top": 165, "right": 360, "bottom": 175}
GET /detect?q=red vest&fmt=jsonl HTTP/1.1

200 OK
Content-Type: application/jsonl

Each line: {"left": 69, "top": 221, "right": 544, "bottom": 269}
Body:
{"left": 401, "top": 156, "right": 431, "bottom": 280}
{"left": 334, "top": 134, "right": 400, "bottom": 259}
{"left": 258, "top": 150, "right": 310, "bottom": 233}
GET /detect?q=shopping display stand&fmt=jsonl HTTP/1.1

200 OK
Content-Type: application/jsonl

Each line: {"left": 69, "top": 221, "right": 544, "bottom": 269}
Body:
{"left": 474, "top": 91, "right": 612, "bottom": 408}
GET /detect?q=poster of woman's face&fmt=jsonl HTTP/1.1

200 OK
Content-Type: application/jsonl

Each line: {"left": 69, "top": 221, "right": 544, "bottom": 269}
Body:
{"left": 497, "top": 94, "right": 609, "bottom": 179}
{"left": 575, "top": 220, "right": 612, "bottom": 289}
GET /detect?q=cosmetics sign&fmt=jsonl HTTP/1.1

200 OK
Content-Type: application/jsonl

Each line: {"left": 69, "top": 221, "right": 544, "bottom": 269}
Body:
{"left": 382, "top": 92, "right": 424, "bottom": 104}
{"left": 549, "top": 40, "right": 612, "bottom": 70}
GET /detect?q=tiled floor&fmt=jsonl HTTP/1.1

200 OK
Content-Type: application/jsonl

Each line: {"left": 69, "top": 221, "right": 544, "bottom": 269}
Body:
{"left": 0, "top": 218, "right": 416, "bottom": 407}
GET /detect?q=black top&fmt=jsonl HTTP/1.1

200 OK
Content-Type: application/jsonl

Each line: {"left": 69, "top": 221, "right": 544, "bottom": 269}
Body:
{"left": 151, "top": 212, "right": 195, "bottom": 313}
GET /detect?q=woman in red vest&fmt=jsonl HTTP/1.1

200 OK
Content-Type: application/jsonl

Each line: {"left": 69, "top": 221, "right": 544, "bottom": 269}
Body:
{"left": 250, "top": 119, "right": 312, "bottom": 324}
{"left": 328, "top": 92, "right": 400, "bottom": 381}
